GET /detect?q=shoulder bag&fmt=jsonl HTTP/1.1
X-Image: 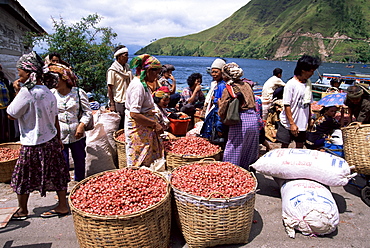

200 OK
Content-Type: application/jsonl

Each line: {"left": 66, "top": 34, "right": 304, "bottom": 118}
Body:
{"left": 221, "top": 84, "right": 241, "bottom": 126}
{"left": 77, "top": 88, "right": 94, "bottom": 131}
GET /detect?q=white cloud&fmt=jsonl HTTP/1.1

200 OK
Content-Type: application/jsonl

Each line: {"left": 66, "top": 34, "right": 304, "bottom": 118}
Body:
{"left": 18, "top": 0, "right": 250, "bottom": 48}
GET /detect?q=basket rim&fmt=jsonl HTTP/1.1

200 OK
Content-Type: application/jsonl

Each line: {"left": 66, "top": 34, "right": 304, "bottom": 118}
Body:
{"left": 341, "top": 122, "right": 370, "bottom": 130}
{"left": 68, "top": 168, "right": 170, "bottom": 220}
{"left": 0, "top": 142, "right": 21, "bottom": 164}
{"left": 165, "top": 137, "right": 222, "bottom": 158}
{"left": 113, "top": 129, "right": 126, "bottom": 145}
{"left": 170, "top": 160, "right": 258, "bottom": 202}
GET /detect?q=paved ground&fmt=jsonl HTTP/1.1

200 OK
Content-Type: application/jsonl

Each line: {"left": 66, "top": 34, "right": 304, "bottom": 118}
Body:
{"left": 0, "top": 143, "right": 369, "bottom": 248}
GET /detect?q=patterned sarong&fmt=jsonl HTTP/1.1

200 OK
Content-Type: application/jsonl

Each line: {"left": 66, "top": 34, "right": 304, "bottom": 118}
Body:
{"left": 223, "top": 109, "right": 260, "bottom": 169}
{"left": 125, "top": 111, "right": 163, "bottom": 167}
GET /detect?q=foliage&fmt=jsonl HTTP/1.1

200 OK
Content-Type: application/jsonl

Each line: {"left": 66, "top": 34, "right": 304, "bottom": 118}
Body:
{"left": 26, "top": 14, "right": 118, "bottom": 101}
{"left": 137, "top": 0, "right": 370, "bottom": 62}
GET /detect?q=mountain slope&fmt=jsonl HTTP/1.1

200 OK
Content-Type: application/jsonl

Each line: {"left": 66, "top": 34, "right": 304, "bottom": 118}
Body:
{"left": 136, "top": 0, "right": 370, "bottom": 62}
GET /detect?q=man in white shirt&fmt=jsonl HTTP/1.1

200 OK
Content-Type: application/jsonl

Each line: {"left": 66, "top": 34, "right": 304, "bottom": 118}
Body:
{"left": 107, "top": 45, "right": 133, "bottom": 129}
{"left": 276, "top": 55, "right": 321, "bottom": 148}
{"left": 261, "top": 68, "right": 285, "bottom": 120}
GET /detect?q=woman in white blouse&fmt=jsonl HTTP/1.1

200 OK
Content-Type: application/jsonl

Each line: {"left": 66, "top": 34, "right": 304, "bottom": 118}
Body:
{"left": 125, "top": 54, "right": 164, "bottom": 167}
{"left": 49, "top": 63, "right": 92, "bottom": 181}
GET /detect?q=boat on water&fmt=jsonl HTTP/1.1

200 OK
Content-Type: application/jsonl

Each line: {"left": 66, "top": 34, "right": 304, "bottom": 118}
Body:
{"left": 312, "top": 72, "right": 370, "bottom": 100}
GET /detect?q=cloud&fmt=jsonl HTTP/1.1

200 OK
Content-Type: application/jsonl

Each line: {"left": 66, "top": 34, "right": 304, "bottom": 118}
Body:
{"left": 19, "top": 0, "right": 249, "bottom": 48}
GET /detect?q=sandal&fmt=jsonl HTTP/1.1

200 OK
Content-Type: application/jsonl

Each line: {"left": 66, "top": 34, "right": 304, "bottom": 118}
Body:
{"left": 11, "top": 210, "right": 28, "bottom": 221}
{"left": 40, "top": 209, "right": 69, "bottom": 218}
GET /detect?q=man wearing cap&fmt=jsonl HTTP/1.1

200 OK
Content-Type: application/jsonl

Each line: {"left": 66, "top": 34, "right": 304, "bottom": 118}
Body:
{"left": 107, "top": 45, "right": 133, "bottom": 129}
{"left": 345, "top": 85, "right": 370, "bottom": 124}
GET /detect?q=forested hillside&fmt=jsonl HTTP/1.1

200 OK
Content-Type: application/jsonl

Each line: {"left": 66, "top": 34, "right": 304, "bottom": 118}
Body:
{"left": 137, "top": 0, "right": 370, "bottom": 62}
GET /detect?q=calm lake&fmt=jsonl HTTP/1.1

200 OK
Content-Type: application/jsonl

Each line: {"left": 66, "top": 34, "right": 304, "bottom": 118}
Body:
{"left": 144, "top": 55, "right": 370, "bottom": 91}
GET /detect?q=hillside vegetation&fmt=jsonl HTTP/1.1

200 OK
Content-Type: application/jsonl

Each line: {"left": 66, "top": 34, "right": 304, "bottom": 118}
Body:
{"left": 136, "top": 0, "right": 370, "bottom": 62}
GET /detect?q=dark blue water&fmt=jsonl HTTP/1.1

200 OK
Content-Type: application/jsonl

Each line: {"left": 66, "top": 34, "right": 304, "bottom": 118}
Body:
{"left": 145, "top": 55, "right": 370, "bottom": 90}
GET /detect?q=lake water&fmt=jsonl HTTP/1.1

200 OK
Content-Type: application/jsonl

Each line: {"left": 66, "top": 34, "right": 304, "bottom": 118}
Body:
{"left": 143, "top": 55, "right": 370, "bottom": 91}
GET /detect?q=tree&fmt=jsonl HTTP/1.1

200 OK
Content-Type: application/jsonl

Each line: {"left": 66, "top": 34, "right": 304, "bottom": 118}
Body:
{"left": 27, "top": 14, "right": 118, "bottom": 102}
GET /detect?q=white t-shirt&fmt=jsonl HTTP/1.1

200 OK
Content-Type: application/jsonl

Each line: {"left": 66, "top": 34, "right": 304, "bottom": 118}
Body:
{"left": 262, "top": 75, "right": 285, "bottom": 102}
{"left": 7, "top": 85, "right": 58, "bottom": 145}
{"left": 279, "top": 77, "right": 311, "bottom": 131}
{"left": 125, "top": 77, "right": 155, "bottom": 114}
{"left": 107, "top": 62, "right": 132, "bottom": 103}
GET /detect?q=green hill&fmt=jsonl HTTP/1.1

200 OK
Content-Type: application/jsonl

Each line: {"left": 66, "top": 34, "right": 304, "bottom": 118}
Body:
{"left": 136, "top": 0, "right": 370, "bottom": 62}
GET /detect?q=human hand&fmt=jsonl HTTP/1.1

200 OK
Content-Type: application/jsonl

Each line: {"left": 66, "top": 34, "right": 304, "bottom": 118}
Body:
{"left": 13, "top": 79, "right": 21, "bottom": 93}
{"left": 75, "top": 123, "right": 85, "bottom": 139}
{"left": 154, "top": 122, "right": 164, "bottom": 135}
{"left": 290, "top": 123, "right": 299, "bottom": 137}
{"left": 195, "top": 84, "right": 202, "bottom": 92}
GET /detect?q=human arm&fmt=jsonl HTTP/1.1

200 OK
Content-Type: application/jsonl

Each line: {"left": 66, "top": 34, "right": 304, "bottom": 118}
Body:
{"left": 186, "top": 84, "right": 202, "bottom": 105}
{"left": 284, "top": 105, "right": 299, "bottom": 136}
{"left": 130, "top": 112, "right": 163, "bottom": 134}
{"left": 356, "top": 99, "right": 370, "bottom": 124}
{"left": 75, "top": 89, "right": 92, "bottom": 139}
{"left": 169, "top": 74, "right": 176, "bottom": 94}
{"left": 107, "top": 84, "right": 116, "bottom": 111}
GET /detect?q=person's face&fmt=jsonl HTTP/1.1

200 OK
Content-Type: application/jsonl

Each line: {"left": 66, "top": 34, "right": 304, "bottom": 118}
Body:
{"left": 276, "top": 105, "right": 283, "bottom": 113}
{"left": 195, "top": 78, "right": 202, "bottom": 86}
{"left": 211, "top": 68, "right": 222, "bottom": 81}
{"left": 163, "top": 71, "right": 171, "bottom": 79}
{"left": 158, "top": 97, "right": 170, "bottom": 108}
{"left": 146, "top": 68, "right": 160, "bottom": 81}
{"left": 17, "top": 68, "right": 30, "bottom": 83}
{"left": 51, "top": 56, "right": 60, "bottom": 64}
{"left": 350, "top": 97, "right": 361, "bottom": 105}
{"left": 301, "top": 69, "right": 315, "bottom": 81}
{"left": 333, "top": 82, "right": 340, "bottom": 88}
{"left": 117, "top": 52, "right": 129, "bottom": 65}
{"left": 325, "top": 106, "right": 338, "bottom": 117}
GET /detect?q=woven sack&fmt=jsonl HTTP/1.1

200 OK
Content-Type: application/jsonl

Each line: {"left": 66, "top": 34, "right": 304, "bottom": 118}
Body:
{"left": 171, "top": 160, "right": 257, "bottom": 247}
{"left": 0, "top": 143, "right": 21, "bottom": 183}
{"left": 68, "top": 169, "right": 171, "bottom": 248}
{"left": 113, "top": 129, "right": 126, "bottom": 168}
{"left": 341, "top": 122, "right": 370, "bottom": 175}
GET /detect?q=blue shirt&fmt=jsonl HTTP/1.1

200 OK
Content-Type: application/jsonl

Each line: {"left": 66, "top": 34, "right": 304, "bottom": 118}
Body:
{"left": 213, "top": 80, "right": 226, "bottom": 105}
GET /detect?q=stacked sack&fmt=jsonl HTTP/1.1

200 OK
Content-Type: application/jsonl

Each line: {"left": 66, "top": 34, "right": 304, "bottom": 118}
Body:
{"left": 250, "top": 148, "right": 356, "bottom": 238}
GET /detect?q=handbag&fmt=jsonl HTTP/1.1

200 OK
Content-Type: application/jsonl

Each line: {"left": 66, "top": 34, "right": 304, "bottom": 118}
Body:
{"left": 221, "top": 84, "right": 241, "bottom": 126}
{"left": 77, "top": 88, "right": 94, "bottom": 131}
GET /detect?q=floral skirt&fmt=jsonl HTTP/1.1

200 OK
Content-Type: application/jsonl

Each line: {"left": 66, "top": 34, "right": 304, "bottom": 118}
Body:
{"left": 125, "top": 111, "right": 163, "bottom": 167}
{"left": 11, "top": 136, "right": 70, "bottom": 197}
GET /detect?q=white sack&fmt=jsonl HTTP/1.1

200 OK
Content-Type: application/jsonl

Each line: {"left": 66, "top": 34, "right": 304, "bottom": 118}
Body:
{"left": 281, "top": 179, "right": 339, "bottom": 238}
{"left": 250, "top": 148, "right": 356, "bottom": 187}
{"left": 85, "top": 123, "right": 116, "bottom": 177}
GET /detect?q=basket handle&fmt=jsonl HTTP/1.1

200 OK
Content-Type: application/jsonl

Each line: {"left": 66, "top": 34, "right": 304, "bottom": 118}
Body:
{"left": 206, "top": 192, "right": 230, "bottom": 201}
{"left": 200, "top": 158, "right": 216, "bottom": 162}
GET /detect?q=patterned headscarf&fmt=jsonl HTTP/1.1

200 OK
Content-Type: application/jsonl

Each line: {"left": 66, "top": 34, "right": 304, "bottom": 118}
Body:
{"left": 153, "top": 90, "right": 170, "bottom": 99}
{"left": 48, "top": 63, "right": 77, "bottom": 88}
{"left": 16, "top": 51, "right": 44, "bottom": 89}
{"left": 222, "top": 62, "right": 244, "bottom": 81}
{"left": 130, "top": 54, "right": 161, "bottom": 91}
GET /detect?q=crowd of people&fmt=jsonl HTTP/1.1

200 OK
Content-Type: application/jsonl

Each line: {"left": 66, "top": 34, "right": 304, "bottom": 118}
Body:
{"left": 1, "top": 46, "right": 370, "bottom": 221}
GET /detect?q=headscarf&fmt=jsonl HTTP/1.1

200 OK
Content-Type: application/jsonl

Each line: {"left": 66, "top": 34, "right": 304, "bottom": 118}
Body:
{"left": 48, "top": 63, "right": 78, "bottom": 88}
{"left": 16, "top": 51, "right": 44, "bottom": 89}
{"left": 153, "top": 90, "right": 170, "bottom": 99}
{"left": 130, "top": 54, "right": 161, "bottom": 92}
{"left": 222, "top": 62, "right": 244, "bottom": 81}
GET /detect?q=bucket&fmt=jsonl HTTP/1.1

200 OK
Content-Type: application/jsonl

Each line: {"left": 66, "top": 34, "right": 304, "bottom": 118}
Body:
{"left": 169, "top": 118, "right": 191, "bottom": 136}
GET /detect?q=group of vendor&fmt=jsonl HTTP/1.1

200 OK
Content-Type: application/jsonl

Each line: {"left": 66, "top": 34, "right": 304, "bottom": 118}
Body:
{"left": 3, "top": 47, "right": 370, "bottom": 221}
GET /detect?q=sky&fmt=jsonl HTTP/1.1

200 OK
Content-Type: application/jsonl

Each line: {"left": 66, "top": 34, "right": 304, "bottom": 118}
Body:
{"left": 18, "top": 0, "right": 250, "bottom": 53}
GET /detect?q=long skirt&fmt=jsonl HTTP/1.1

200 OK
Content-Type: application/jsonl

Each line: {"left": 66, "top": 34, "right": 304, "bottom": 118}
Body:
{"left": 125, "top": 111, "right": 163, "bottom": 167}
{"left": 223, "top": 109, "right": 260, "bottom": 169}
{"left": 11, "top": 136, "right": 70, "bottom": 197}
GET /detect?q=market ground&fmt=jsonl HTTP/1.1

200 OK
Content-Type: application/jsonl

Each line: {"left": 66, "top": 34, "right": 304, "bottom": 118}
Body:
{"left": 0, "top": 142, "right": 369, "bottom": 248}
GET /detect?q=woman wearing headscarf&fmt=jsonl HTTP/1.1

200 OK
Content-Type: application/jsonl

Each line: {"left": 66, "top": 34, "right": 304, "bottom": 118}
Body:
{"left": 49, "top": 63, "right": 92, "bottom": 182}
{"left": 7, "top": 51, "right": 70, "bottom": 219}
{"left": 218, "top": 62, "right": 261, "bottom": 169}
{"left": 125, "top": 54, "right": 164, "bottom": 167}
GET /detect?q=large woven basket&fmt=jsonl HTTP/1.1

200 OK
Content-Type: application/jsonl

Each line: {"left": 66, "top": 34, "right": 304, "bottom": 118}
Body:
{"left": 68, "top": 169, "right": 171, "bottom": 248}
{"left": 113, "top": 129, "right": 126, "bottom": 168}
{"left": 165, "top": 138, "right": 222, "bottom": 171}
{"left": 342, "top": 122, "right": 370, "bottom": 175}
{"left": 0, "top": 143, "right": 21, "bottom": 183}
{"left": 171, "top": 160, "right": 257, "bottom": 248}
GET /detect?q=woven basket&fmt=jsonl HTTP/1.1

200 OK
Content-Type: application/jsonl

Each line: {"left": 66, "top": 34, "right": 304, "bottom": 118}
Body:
{"left": 342, "top": 122, "right": 370, "bottom": 175}
{"left": 68, "top": 169, "right": 171, "bottom": 248}
{"left": 0, "top": 143, "right": 21, "bottom": 183}
{"left": 165, "top": 138, "right": 222, "bottom": 171}
{"left": 171, "top": 160, "right": 257, "bottom": 248}
{"left": 113, "top": 129, "right": 126, "bottom": 168}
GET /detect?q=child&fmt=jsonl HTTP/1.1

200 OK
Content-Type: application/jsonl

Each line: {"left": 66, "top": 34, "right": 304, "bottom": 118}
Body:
{"left": 305, "top": 106, "right": 342, "bottom": 149}
{"left": 265, "top": 100, "right": 283, "bottom": 142}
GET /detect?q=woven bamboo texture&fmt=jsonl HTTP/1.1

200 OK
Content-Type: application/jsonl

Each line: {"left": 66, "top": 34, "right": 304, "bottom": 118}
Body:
{"left": 68, "top": 169, "right": 171, "bottom": 248}
{"left": 0, "top": 143, "right": 21, "bottom": 183}
{"left": 113, "top": 129, "right": 127, "bottom": 168}
{"left": 342, "top": 122, "right": 370, "bottom": 175}
{"left": 165, "top": 139, "right": 222, "bottom": 171}
{"left": 171, "top": 161, "right": 257, "bottom": 248}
